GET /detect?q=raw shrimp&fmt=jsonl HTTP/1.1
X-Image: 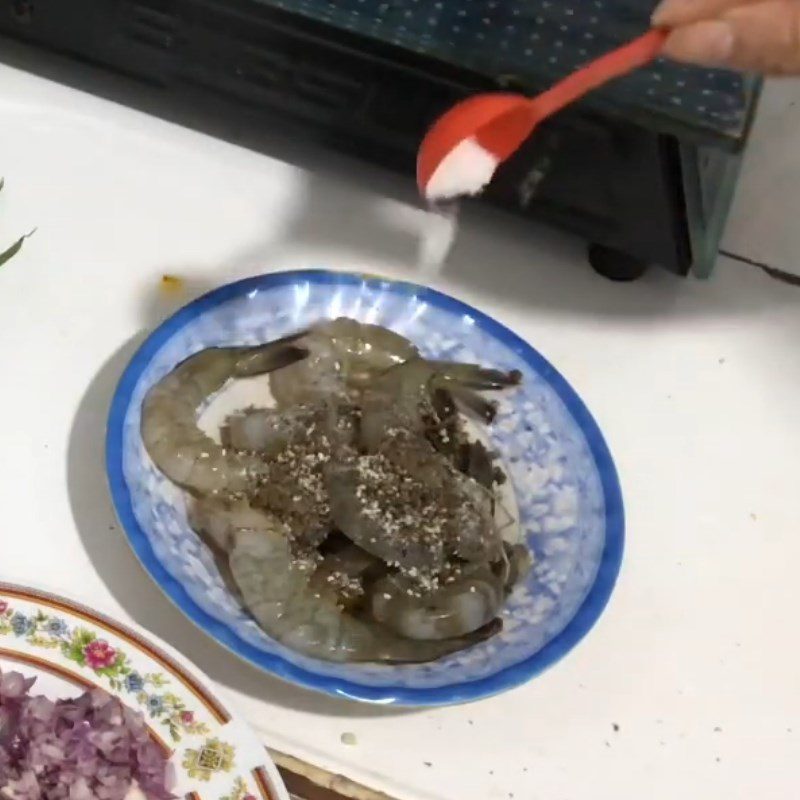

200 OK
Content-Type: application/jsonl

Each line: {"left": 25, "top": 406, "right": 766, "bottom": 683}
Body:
{"left": 347, "top": 358, "right": 517, "bottom": 568}
{"left": 267, "top": 318, "right": 420, "bottom": 408}
{"left": 456, "top": 440, "right": 506, "bottom": 489}
{"left": 221, "top": 407, "right": 304, "bottom": 456}
{"left": 326, "top": 453, "right": 449, "bottom": 573}
{"left": 503, "top": 543, "right": 533, "bottom": 590}
{"left": 143, "top": 319, "right": 528, "bottom": 662}
{"left": 188, "top": 495, "right": 275, "bottom": 553}
{"left": 328, "top": 424, "right": 502, "bottom": 569}
{"left": 367, "top": 543, "right": 532, "bottom": 641}
{"left": 229, "top": 522, "right": 498, "bottom": 663}
{"left": 221, "top": 399, "right": 357, "bottom": 455}
{"left": 186, "top": 495, "right": 275, "bottom": 605}
{"left": 368, "top": 563, "right": 506, "bottom": 640}
{"left": 141, "top": 344, "right": 305, "bottom": 495}
{"left": 232, "top": 402, "right": 359, "bottom": 548}
{"left": 308, "top": 539, "right": 386, "bottom": 612}
{"left": 359, "top": 358, "right": 520, "bottom": 453}
{"left": 398, "top": 386, "right": 507, "bottom": 491}
{"left": 447, "top": 466, "right": 501, "bottom": 563}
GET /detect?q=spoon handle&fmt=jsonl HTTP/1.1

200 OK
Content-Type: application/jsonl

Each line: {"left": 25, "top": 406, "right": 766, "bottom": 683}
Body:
{"left": 530, "top": 29, "right": 668, "bottom": 121}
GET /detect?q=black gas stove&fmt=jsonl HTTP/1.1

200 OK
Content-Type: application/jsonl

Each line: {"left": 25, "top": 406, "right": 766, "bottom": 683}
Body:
{"left": 0, "top": 0, "right": 761, "bottom": 279}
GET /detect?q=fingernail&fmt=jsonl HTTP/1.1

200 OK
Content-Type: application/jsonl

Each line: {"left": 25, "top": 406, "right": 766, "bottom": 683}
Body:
{"left": 651, "top": 0, "right": 692, "bottom": 25}
{"left": 651, "top": 0, "right": 675, "bottom": 25}
{"left": 664, "top": 21, "right": 735, "bottom": 66}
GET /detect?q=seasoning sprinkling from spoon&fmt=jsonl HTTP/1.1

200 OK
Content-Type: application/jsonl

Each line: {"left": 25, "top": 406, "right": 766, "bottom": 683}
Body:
{"left": 417, "top": 28, "right": 669, "bottom": 203}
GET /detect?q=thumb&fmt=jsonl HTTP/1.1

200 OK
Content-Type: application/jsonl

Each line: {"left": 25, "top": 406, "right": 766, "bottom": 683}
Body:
{"left": 662, "top": 0, "right": 800, "bottom": 74}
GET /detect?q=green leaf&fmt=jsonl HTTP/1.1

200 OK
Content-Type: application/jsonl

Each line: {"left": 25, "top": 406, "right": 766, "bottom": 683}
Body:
{"left": 61, "top": 641, "right": 86, "bottom": 666}
{"left": 0, "top": 230, "right": 34, "bottom": 269}
{"left": 0, "top": 177, "right": 5, "bottom": 193}
{"left": 73, "top": 628, "right": 96, "bottom": 647}
{"left": 167, "top": 721, "right": 179, "bottom": 742}
{"left": 97, "top": 664, "right": 122, "bottom": 679}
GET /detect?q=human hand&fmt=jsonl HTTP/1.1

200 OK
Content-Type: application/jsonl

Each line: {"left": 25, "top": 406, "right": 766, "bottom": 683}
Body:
{"left": 653, "top": 0, "right": 800, "bottom": 74}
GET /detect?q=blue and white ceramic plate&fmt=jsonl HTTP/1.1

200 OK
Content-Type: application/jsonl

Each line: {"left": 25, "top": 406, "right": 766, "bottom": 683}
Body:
{"left": 106, "top": 270, "right": 623, "bottom": 706}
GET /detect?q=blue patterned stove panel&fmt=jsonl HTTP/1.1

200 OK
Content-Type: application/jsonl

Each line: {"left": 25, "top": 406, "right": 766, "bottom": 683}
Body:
{"left": 260, "top": 0, "right": 752, "bottom": 141}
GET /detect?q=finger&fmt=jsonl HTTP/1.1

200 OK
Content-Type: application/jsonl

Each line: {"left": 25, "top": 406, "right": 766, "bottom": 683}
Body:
{"left": 661, "top": 1, "right": 800, "bottom": 74}
{"left": 653, "top": 0, "right": 763, "bottom": 26}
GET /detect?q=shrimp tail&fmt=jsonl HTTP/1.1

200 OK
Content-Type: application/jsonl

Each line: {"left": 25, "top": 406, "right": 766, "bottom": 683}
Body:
{"left": 234, "top": 342, "right": 309, "bottom": 378}
{"left": 456, "top": 440, "right": 498, "bottom": 488}
{"left": 428, "top": 362, "right": 522, "bottom": 390}
{"left": 446, "top": 385, "right": 499, "bottom": 423}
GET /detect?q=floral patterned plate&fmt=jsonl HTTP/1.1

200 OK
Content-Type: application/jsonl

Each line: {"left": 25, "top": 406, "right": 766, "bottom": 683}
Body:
{"left": 0, "top": 581, "right": 289, "bottom": 800}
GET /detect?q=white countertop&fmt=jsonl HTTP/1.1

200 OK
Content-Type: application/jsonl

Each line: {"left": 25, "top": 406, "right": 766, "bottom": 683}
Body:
{"left": 1, "top": 63, "right": 799, "bottom": 800}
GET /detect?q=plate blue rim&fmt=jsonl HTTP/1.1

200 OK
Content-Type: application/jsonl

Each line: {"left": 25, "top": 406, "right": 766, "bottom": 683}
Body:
{"left": 105, "top": 269, "right": 624, "bottom": 706}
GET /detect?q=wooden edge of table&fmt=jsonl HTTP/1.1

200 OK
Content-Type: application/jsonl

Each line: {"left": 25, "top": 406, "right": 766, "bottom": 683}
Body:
{"left": 269, "top": 748, "right": 400, "bottom": 800}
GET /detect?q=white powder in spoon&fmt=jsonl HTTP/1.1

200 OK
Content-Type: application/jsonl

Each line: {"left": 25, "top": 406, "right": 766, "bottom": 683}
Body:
{"left": 424, "top": 137, "right": 499, "bottom": 203}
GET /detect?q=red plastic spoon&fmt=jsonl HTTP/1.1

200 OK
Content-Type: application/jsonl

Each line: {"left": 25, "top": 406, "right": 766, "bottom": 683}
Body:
{"left": 417, "top": 28, "right": 668, "bottom": 202}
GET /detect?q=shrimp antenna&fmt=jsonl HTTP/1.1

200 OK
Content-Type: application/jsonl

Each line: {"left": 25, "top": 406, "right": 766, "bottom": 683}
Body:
{"left": 495, "top": 497, "right": 516, "bottom": 534}
{"left": 468, "top": 478, "right": 515, "bottom": 534}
